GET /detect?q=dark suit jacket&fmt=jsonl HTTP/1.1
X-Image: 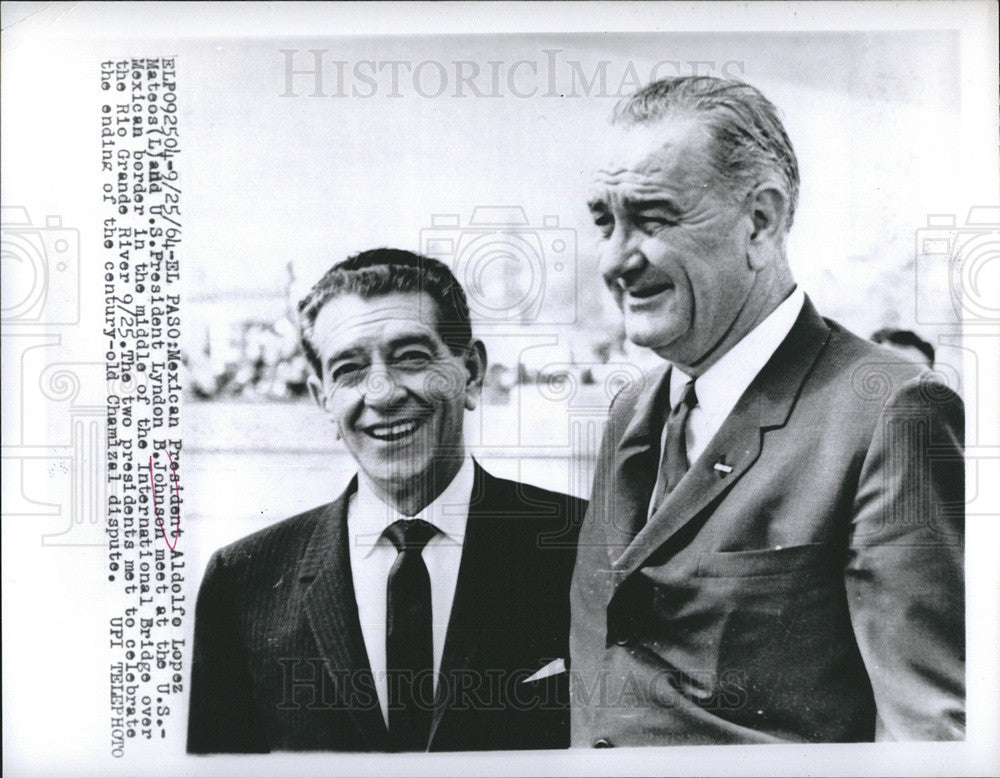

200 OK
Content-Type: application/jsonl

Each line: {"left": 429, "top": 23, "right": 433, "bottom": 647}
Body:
{"left": 188, "top": 462, "right": 584, "bottom": 753}
{"left": 570, "top": 297, "right": 964, "bottom": 745}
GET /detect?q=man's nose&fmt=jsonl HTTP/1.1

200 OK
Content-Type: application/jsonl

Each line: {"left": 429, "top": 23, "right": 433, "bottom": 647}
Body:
{"left": 600, "top": 223, "right": 645, "bottom": 287}
{"left": 361, "top": 362, "right": 407, "bottom": 407}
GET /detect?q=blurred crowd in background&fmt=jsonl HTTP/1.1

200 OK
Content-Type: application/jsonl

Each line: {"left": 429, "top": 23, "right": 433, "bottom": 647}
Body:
{"left": 182, "top": 306, "right": 935, "bottom": 406}
{"left": 184, "top": 314, "right": 313, "bottom": 401}
{"left": 181, "top": 265, "right": 635, "bottom": 405}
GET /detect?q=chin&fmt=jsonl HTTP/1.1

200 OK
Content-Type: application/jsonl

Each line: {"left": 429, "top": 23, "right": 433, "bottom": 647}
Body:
{"left": 627, "top": 302, "right": 688, "bottom": 347}
{"left": 625, "top": 331, "right": 655, "bottom": 350}
{"left": 367, "top": 465, "right": 429, "bottom": 500}
{"left": 625, "top": 322, "right": 671, "bottom": 351}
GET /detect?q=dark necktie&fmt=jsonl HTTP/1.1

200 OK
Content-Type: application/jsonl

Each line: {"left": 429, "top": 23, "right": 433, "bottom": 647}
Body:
{"left": 384, "top": 518, "right": 438, "bottom": 751}
{"left": 649, "top": 379, "right": 698, "bottom": 516}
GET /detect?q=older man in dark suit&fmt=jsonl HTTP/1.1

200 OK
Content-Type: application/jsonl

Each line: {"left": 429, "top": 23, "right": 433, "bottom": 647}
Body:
{"left": 188, "top": 249, "right": 584, "bottom": 752}
{"left": 571, "top": 76, "right": 964, "bottom": 745}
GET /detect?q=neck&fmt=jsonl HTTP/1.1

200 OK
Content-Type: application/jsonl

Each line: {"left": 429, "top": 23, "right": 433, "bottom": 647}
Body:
{"left": 367, "top": 447, "right": 466, "bottom": 517}
{"left": 677, "top": 264, "right": 795, "bottom": 378}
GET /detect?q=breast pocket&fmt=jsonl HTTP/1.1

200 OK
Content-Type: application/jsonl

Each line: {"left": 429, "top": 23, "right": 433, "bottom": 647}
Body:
{"left": 696, "top": 542, "right": 836, "bottom": 578}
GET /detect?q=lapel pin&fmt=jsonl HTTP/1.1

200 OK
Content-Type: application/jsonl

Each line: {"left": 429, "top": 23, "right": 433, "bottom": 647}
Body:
{"left": 713, "top": 460, "right": 733, "bottom": 474}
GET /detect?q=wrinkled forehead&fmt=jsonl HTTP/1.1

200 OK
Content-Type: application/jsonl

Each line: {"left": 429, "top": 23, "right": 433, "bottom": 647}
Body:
{"left": 590, "top": 115, "right": 715, "bottom": 191}
{"left": 311, "top": 292, "right": 442, "bottom": 354}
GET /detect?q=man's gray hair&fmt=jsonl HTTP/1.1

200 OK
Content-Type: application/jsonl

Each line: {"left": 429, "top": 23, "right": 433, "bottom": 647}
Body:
{"left": 613, "top": 76, "right": 800, "bottom": 229}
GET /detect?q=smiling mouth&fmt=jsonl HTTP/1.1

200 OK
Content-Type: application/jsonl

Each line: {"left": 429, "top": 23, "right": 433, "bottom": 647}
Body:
{"left": 363, "top": 418, "right": 426, "bottom": 442}
{"left": 626, "top": 280, "right": 674, "bottom": 300}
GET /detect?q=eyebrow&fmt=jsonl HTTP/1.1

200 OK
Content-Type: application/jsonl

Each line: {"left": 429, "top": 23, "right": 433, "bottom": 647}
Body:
{"left": 324, "top": 346, "right": 365, "bottom": 371}
{"left": 623, "top": 196, "right": 682, "bottom": 214}
{"left": 587, "top": 194, "right": 683, "bottom": 213}
{"left": 385, "top": 334, "right": 438, "bottom": 353}
{"left": 324, "top": 334, "right": 439, "bottom": 369}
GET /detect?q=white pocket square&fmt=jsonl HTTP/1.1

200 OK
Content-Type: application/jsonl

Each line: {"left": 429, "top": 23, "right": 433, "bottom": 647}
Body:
{"left": 522, "top": 658, "right": 566, "bottom": 683}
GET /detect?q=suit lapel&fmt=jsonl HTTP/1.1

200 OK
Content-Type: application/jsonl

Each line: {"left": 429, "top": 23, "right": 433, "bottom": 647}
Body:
{"left": 611, "top": 392, "right": 764, "bottom": 578}
{"left": 428, "top": 461, "right": 495, "bottom": 746}
{"left": 299, "top": 476, "right": 389, "bottom": 750}
{"left": 610, "top": 297, "right": 832, "bottom": 587}
{"left": 602, "top": 362, "right": 673, "bottom": 558}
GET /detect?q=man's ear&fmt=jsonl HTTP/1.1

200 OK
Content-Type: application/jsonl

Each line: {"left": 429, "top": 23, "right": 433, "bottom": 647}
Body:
{"left": 746, "top": 183, "right": 789, "bottom": 270}
{"left": 308, "top": 374, "right": 341, "bottom": 437}
{"left": 307, "top": 373, "right": 327, "bottom": 411}
{"left": 463, "top": 340, "right": 487, "bottom": 411}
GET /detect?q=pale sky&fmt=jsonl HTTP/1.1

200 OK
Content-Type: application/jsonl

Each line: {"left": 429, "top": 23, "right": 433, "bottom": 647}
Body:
{"left": 174, "top": 32, "right": 963, "bottom": 347}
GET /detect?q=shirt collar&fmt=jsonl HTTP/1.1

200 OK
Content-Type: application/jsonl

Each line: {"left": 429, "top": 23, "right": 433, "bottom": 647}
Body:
{"left": 669, "top": 286, "right": 805, "bottom": 416}
{"left": 352, "top": 454, "right": 474, "bottom": 557}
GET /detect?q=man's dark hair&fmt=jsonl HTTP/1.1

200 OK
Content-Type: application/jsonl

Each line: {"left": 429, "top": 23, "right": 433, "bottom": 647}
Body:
{"left": 871, "top": 327, "right": 935, "bottom": 368}
{"left": 297, "top": 248, "right": 473, "bottom": 377}
{"left": 612, "top": 75, "right": 800, "bottom": 229}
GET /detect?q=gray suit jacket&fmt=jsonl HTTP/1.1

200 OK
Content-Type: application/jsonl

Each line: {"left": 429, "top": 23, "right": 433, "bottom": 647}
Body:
{"left": 570, "top": 297, "right": 964, "bottom": 745}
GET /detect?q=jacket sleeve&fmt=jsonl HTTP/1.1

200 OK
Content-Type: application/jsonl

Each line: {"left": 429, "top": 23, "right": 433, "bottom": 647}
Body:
{"left": 845, "top": 377, "right": 965, "bottom": 740}
{"left": 187, "top": 550, "right": 269, "bottom": 753}
{"left": 568, "top": 392, "right": 628, "bottom": 747}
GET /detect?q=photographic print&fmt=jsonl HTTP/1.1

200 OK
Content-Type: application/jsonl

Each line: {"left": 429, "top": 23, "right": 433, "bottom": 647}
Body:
{"left": 2, "top": 2, "right": 997, "bottom": 776}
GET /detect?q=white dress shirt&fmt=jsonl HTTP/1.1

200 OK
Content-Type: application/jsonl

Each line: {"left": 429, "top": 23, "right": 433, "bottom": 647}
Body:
{"left": 346, "top": 455, "right": 473, "bottom": 724}
{"left": 650, "top": 287, "right": 805, "bottom": 514}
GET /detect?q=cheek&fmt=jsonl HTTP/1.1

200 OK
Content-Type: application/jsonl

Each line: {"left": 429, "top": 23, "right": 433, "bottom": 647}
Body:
{"left": 434, "top": 403, "right": 466, "bottom": 443}
{"left": 641, "top": 235, "right": 692, "bottom": 282}
{"left": 639, "top": 236, "right": 672, "bottom": 269}
{"left": 640, "top": 236, "right": 696, "bottom": 298}
{"left": 422, "top": 363, "right": 468, "bottom": 404}
{"left": 328, "top": 390, "right": 361, "bottom": 423}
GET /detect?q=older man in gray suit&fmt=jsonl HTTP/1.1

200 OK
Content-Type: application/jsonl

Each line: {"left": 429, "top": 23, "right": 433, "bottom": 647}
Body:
{"left": 571, "top": 76, "right": 964, "bottom": 745}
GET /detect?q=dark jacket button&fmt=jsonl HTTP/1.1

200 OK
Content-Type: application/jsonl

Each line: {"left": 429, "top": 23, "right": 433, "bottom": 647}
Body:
{"left": 614, "top": 637, "right": 631, "bottom": 647}
{"left": 593, "top": 738, "right": 613, "bottom": 748}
